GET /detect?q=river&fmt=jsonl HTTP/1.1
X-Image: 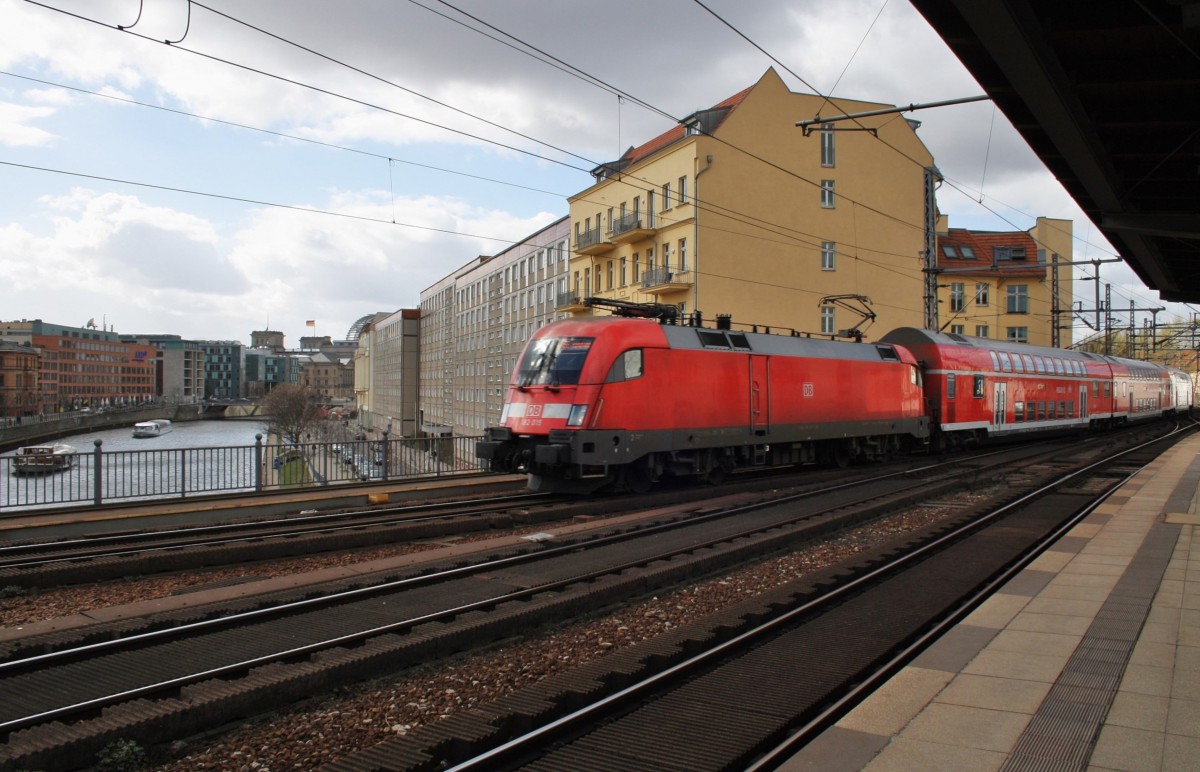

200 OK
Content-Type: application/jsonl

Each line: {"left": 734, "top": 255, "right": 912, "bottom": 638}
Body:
{"left": 1, "top": 419, "right": 272, "bottom": 512}
{"left": 47, "top": 418, "right": 271, "bottom": 454}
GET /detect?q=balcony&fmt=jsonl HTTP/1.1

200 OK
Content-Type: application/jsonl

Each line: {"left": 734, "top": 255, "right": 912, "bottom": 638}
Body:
{"left": 555, "top": 292, "right": 591, "bottom": 313}
{"left": 608, "top": 212, "right": 656, "bottom": 244}
{"left": 640, "top": 267, "right": 694, "bottom": 296}
{"left": 574, "top": 226, "right": 614, "bottom": 256}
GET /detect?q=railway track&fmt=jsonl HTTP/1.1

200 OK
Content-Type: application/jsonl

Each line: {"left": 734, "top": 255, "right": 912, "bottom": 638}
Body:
{"left": 0, "top": 490, "right": 561, "bottom": 589}
{"left": 0, "top": 422, "right": 1182, "bottom": 769}
{"left": 326, "top": 424, "right": 1192, "bottom": 772}
{"left": 0, "top": 426, "right": 1136, "bottom": 592}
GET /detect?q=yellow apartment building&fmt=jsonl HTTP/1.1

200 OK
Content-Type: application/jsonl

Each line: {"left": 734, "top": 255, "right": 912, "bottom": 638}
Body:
{"left": 563, "top": 68, "right": 936, "bottom": 338}
{"left": 935, "top": 216, "right": 1073, "bottom": 347}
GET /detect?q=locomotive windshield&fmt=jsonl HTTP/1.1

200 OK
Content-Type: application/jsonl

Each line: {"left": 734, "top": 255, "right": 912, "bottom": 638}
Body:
{"left": 517, "top": 336, "right": 594, "bottom": 388}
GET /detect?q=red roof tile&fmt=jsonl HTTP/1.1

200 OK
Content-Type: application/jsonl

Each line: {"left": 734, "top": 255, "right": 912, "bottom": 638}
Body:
{"left": 938, "top": 228, "right": 1046, "bottom": 277}
{"left": 622, "top": 85, "right": 753, "bottom": 166}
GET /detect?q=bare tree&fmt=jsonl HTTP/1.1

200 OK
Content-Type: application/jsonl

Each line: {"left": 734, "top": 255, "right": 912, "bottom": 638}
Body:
{"left": 261, "top": 384, "right": 324, "bottom": 445}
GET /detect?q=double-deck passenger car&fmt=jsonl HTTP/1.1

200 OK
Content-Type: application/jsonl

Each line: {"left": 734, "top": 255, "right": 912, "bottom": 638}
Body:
{"left": 880, "top": 327, "right": 1174, "bottom": 449}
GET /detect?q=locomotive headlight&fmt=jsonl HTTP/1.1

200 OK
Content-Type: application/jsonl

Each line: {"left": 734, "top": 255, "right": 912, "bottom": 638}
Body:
{"left": 566, "top": 404, "right": 588, "bottom": 427}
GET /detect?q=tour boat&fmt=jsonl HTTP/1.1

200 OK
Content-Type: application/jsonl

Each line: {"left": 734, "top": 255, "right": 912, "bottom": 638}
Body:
{"left": 132, "top": 419, "right": 173, "bottom": 438}
{"left": 12, "top": 444, "right": 77, "bottom": 474}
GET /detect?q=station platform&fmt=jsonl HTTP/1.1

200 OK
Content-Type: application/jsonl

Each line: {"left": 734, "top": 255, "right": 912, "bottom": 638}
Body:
{"left": 785, "top": 431, "right": 1200, "bottom": 771}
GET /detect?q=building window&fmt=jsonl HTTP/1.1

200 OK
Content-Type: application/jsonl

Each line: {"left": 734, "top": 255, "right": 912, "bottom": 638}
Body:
{"left": 820, "top": 180, "right": 835, "bottom": 208}
{"left": 662, "top": 182, "right": 671, "bottom": 210}
{"left": 821, "top": 241, "right": 836, "bottom": 271}
{"left": 1007, "top": 285, "right": 1029, "bottom": 314}
{"left": 950, "top": 324, "right": 965, "bottom": 335}
{"left": 950, "top": 283, "right": 965, "bottom": 312}
{"left": 633, "top": 255, "right": 640, "bottom": 282}
{"left": 975, "top": 283, "right": 989, "bottom": 306}
{"left": 821, "top": 306, "right": 835, "bottom": 334}
{"left": 661, "top": 242, "right": 671, "bottom": 271}
{"left": 820, "top": 123, "right": 835, "bottom": 167}
{"left": 1007, "top": 327, "right": 1029, "bottom": 343}
{"left": 941, "top": 245, "right": 958, "bottom": 258}
{"left": 646, "top": 191, "right": 654, "bottom": 226}
{"left": 678, "top": 175, "right": 688, "bottom": 205}
{"left": 976, "top": 325, "right": 989, "bottom": 338}
{"left": 679, "top": 238, "right": 687, "bottom": 271}
{"left": 959, "top": 246, "right": 976, "bottom": 259}
{"left": 620, "top": 257, "right": 627, "bottom": 287}
{"left": 607, "top": 260, "right": 614, "bottom": 290}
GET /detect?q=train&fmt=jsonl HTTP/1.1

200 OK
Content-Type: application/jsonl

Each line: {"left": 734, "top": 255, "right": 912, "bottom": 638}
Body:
{"left": 476, "top": 310, "right": 1195, "bottom": 493}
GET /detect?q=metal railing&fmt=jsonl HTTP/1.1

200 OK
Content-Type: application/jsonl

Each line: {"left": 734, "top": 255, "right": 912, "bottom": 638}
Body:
{"left": 574, "top": 226, "right": 608, "bottom": 251}
{"left": 609, "top": 211, "right": 651, "bottom": 238}
{"left": 556, "top": 290, "right": 584, "bottom": 308}
{"left": 641, "top": 266, "right": 674, "bottom": 288}
{"left": 0, "top": 434, "right": 486, "bottom": 511}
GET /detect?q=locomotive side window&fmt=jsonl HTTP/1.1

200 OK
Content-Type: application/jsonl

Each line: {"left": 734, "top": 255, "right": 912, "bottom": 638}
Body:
{"left": 875, "top": 345, "right": 900, "bottom": 361}
{"left": 605, "top": 349, "right": 644, "bottom": 383}
{"left": 727, "top": 332, "right": 751, "bottom": 350}
{"left": 973, "top": 375, "right": 984, "bottom": 398}
{"left": 697, "top": 330, "right": 730, "bottom": 349}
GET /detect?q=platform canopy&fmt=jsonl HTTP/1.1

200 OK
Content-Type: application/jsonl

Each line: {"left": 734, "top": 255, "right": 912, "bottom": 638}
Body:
{"left": 911, "top": 0, "right": 1200, "bottom": 302}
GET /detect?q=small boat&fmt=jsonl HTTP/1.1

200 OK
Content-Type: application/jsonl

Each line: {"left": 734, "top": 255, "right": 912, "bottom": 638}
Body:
{"left": 12, "top": 444, "right": 77, "bottom": 474}
{"left": 132, "top": 419, "right": 173, "bottom": 438}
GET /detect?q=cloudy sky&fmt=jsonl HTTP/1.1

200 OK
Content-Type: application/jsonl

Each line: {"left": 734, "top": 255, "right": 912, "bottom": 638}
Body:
{"left": 1, "top": 0, "right": 1190, "bottom": 345}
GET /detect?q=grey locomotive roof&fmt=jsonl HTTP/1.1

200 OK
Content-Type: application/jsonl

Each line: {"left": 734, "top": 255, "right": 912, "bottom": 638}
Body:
{"left": 660, "top": 324, "right": 903, "bottom": 363}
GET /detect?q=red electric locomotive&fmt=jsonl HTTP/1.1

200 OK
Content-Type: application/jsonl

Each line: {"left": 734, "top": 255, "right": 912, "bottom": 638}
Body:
{"left": 477, "top": 315, "right": 929, "bottom": 493}
{"left": 880, "top": 327, "right": 1176, "bottom": 449}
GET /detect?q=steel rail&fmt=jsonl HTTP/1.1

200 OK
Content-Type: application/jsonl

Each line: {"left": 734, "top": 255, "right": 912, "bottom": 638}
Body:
{"left": 0, "top": 491, "right": 547, "bottom": 558}
{"left": 0, "top": 447, "right": 1036, "bottom": 735}
{"left": 0, "top": 495, "right": 552, "bottom": 571}
{"left": 443, "top": 422, "right": 1194, "bottom": 771}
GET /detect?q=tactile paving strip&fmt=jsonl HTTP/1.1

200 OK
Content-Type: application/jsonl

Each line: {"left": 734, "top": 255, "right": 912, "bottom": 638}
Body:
{"left": 1001, "top": 520, "right": 1180, "bottom": 771}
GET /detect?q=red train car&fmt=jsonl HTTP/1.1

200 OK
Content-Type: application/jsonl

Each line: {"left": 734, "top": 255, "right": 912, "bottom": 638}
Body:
{"left": 880, "top": 327, "right": 1173, "bottom": 449}
{"left": 478, "top": 317, "right": 929, "bottom": 492}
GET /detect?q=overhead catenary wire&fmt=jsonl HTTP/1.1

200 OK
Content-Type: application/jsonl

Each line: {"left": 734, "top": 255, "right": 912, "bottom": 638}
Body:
{"left": 7, "top": 4, "right": 926, "bottom": 285}
{"left": 17, "top": 0, "right": 923, "bottom": 270}
{"left": 13, "top": 0, "right": 1161, "bottom": 331}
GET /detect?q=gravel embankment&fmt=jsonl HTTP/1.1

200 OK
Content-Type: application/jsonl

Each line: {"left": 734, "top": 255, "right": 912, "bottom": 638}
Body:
{"left": 146, "top": 505, "right": 963, "bottom": 771}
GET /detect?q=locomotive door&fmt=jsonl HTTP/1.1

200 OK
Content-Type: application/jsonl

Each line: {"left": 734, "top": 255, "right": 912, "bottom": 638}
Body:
{"left": 993, "top": 382, "right": 1007, "bottom": 428}
{"left": 750, "top": 355, "right": 770, "bottom": 435}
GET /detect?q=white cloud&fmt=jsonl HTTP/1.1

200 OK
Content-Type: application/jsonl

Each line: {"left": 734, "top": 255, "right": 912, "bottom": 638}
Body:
{"left": 0, "top": 100, "right": 57, "bottom": 146}
{"left": 0, "top": 0, "right": 1188, "bottom": 347}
